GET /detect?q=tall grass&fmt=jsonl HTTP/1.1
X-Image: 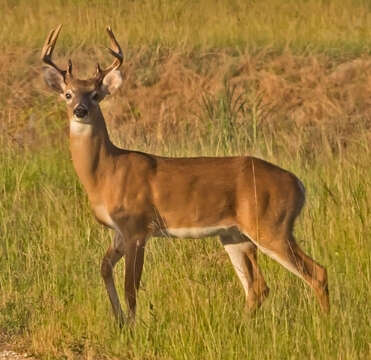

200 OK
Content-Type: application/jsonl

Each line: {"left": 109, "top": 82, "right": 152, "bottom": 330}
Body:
{"left": 0, "top": 121, "right": 370, "bottom": 359}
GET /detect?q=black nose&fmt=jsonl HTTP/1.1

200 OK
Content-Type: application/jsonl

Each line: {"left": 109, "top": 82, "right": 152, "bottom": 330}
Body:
{"left": 73, "top": 105, "right": 88, "bottom": 118}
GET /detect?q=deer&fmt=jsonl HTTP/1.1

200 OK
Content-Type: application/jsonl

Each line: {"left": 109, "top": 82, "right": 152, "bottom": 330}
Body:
{"left": 41, "top": 25, "right": 330, "bottom": 326}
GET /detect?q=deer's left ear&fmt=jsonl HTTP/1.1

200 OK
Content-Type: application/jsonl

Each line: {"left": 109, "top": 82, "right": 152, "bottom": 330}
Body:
{"left": 42, "top": 66, "right": 66, "bottom": 94}
{"left": 101, "top": 70, "right": 123, "bottom": 95}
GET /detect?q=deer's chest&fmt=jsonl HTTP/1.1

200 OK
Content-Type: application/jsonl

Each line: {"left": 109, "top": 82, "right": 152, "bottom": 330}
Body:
{"left": 93, "top": 204, "right": 117, "bottom": 229}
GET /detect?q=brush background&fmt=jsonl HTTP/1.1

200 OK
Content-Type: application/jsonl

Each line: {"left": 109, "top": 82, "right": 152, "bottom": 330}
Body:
{"left": 0, "top": 1, "right": 370, "bottom": 359}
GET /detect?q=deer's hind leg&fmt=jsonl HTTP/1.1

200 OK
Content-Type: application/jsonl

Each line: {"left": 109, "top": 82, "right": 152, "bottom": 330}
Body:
{"left": 238, "top": 175, "right": 329, "bottom": 313}
{"left": 240, "top": 213, "right": 329, "bottom": 313}
{"left": 220, "top": 231, "right": 269, "bottom": 312}
{"left": 251, "top": 231, "right": 329, "bottom": 313}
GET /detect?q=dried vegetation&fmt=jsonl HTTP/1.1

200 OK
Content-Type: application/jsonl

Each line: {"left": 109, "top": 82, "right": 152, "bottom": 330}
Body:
{"left": 1, "top": 48, "right": 371, "bottom": 153}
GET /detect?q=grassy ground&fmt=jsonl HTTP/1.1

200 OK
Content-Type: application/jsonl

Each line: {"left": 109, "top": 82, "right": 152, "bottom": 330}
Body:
{"left": 1, "top": 0, "right": 371, "bottom": 359}
{"left": 0, "top": 132, "right": 370, "bottom": 359}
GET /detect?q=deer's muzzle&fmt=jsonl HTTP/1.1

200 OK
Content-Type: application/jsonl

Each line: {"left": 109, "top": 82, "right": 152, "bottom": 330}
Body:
{"left": 73, "top": 105, "right": 88, "bottom": 118}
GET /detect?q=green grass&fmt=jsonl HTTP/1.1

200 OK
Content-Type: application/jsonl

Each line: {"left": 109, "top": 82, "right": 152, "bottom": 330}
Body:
{"left": 0, "top": 130, "right": 370, "bottom": 359}
{"left": 1, "top": 0, "right": 370, "bottom": 55}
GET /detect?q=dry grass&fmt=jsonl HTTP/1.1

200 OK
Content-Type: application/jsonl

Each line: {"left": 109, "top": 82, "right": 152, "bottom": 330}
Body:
{"left": 1, "top": 48, "right": 371, "bottom": 152}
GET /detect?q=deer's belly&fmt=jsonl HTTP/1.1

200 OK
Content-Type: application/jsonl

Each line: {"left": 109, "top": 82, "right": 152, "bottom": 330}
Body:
{"left": 164, "top": 225, "right": 237, "bottom": 238}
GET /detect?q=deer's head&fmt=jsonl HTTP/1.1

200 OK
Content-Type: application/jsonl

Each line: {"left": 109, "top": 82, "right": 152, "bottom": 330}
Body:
{"left": 41, "top": 25, "right": 123, "bottom": 124}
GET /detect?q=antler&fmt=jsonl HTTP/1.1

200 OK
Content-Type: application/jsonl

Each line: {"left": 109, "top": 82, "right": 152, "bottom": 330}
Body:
{"left": 95, "top": 26, "right": 123, "bottom": 81}
{"left": 41, "top": 24, "right": 72, "bottom": 81}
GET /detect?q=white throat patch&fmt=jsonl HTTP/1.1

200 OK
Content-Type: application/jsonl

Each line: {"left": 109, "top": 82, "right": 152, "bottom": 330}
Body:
{"left": 70, "top": 116, "right": 93, "bottom": 135}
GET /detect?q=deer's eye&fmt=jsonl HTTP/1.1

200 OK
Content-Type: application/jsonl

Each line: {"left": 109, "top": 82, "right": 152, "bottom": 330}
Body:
{"left": 65, "top": 93, "right": 72, "bottom": 99}
{"left": 91, "top": 92, "right": 99, "bottom": 101}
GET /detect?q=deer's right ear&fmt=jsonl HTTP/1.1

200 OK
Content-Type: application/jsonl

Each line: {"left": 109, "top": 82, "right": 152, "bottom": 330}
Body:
{"left": 42, "top": 66, "right": 66, "bottom": 94}
{"left": 101, "top": 70, "right": 123, "bottom": 95}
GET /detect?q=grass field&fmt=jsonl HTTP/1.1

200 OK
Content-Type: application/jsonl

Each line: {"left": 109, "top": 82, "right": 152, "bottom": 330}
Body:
{"left": 2, "top": 0, "right": 371, "bottom": 53}
{"left": 1, "top": 0, "right": 371, "bottom": 359}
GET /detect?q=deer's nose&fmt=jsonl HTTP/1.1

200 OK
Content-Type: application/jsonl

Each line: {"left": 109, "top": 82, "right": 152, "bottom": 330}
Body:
{"left": 73, "top": 105, "right": 88, "bottom": 118}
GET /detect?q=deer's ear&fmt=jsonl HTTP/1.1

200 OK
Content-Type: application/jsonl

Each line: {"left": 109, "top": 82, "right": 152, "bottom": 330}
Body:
{"left": 101, "top": 70, "right": 123, "bottom": 95}
{"left": 42, "top": 66, "right": 66, "bottom": 94}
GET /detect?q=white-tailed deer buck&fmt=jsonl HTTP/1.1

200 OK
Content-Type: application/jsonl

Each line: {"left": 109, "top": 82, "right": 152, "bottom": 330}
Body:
{"left": 41, "top": 25, "right": 329, "bottom": 325}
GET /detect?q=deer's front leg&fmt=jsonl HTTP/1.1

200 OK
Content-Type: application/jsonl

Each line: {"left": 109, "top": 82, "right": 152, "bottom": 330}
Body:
{"left": 124, "top": 235, "right": 146, "bottom": 322}
{"left": 101, "top": 231, "right": 125, "bottom": 326}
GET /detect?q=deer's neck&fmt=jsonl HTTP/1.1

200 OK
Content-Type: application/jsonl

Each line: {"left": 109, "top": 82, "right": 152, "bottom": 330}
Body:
{"left": 69, "top": 109, "right": 119, "bottom": 200}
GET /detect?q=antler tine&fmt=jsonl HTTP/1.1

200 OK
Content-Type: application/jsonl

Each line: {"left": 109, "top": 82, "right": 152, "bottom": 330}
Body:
{"left": 41, "top": 24, "right": 69, "bottom": 77}
{"left": 96, "top": 26, "right": 123, "bottom": 80}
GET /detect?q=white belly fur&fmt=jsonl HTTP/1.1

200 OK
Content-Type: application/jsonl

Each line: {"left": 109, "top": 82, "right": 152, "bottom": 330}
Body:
{"left": 166, "top": 225, "right": 237, "bottom": 238}
{"left": 92, "top": 203, "right": 236, "bottom": 240}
